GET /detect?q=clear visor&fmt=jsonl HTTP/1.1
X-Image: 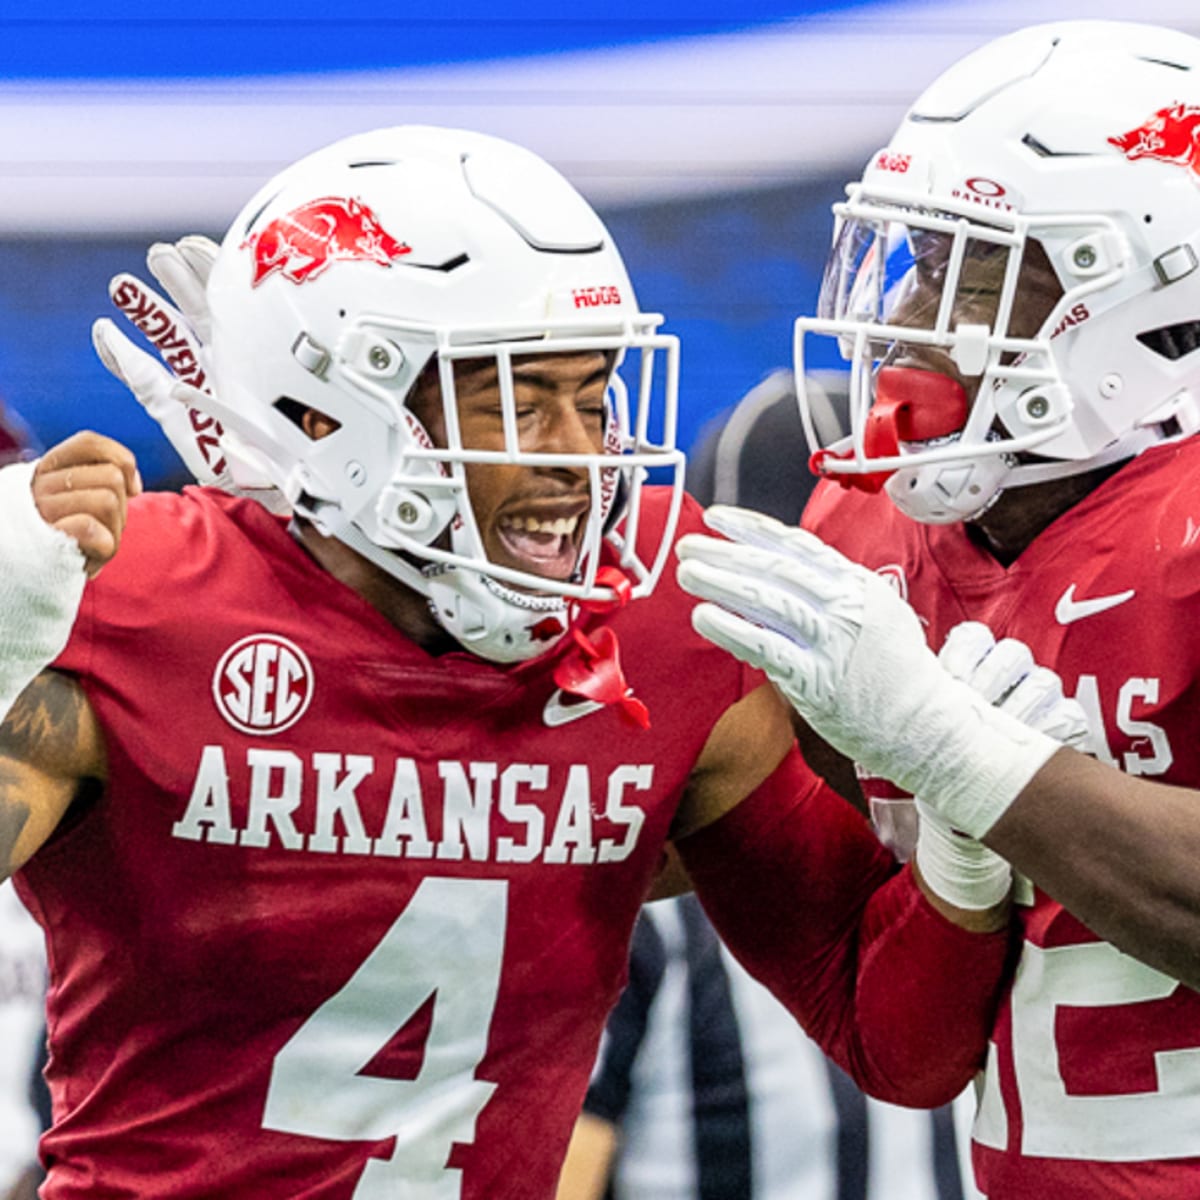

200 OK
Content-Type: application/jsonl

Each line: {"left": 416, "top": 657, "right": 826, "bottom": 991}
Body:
{"left": 796, "top": 200, "right": 1072, "bottom": 479}
{"left": 819, "top": 208, "right": 1024, "bottom": 339}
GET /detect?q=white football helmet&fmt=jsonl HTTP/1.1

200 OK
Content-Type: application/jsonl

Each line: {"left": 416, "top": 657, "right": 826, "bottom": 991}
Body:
{"left": 202, "top": 125, "right": 684, "bottom": 661}
{"left": 795, "top": 20, "right": 1200, "bottom": 523}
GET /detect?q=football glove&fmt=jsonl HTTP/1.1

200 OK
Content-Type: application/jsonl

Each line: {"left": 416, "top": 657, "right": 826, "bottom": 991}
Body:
{"left": 91, "top": 237, "right": 288, "bottom": 512}
{"left": 675, "top": 505, "right": 1068, "bottom": 839}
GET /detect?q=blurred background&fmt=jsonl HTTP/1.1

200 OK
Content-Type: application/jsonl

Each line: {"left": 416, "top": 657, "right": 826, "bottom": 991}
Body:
{"left": 2, "top": 0, "right": 1198, "bottom": 486}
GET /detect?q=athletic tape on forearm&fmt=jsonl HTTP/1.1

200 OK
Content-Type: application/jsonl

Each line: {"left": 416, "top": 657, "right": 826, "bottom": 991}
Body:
{"left": 880, "top": 680, "right": 1060, "bottom": 839}
{"left": 913, "top": 799, "right": 1012, "bottom": 910}
{"left": 0, "top": 462, "right": 87, "bottom": 720}
{"left": 807, "top": 575, "right": 1060, "bottom": 839}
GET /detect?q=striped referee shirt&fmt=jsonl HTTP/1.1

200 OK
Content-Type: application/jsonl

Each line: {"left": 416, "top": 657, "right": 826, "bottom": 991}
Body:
{"left": 584, "top": 895, "right": 981, "bottom": 1200}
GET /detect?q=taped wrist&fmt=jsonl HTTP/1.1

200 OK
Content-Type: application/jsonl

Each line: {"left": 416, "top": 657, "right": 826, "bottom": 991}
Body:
{"left": 914, "top": 799, "right": 1011, "bottom": 910}
{"left": 0, "top": 462, "right": 87, "bottom": 720}
{"left": 835, "top": 576, "right": 1061, "bottom": 838}
{"left": 889, "top": 685, "right": 1059, "bottom": 839}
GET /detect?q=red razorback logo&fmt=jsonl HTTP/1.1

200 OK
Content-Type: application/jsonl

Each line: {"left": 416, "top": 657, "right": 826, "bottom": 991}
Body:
{"left": 1108, "top": 103, "right": 1200, "bottom": 176}
{"left": 244, "top": 196, "right": 412, "bottom": 286}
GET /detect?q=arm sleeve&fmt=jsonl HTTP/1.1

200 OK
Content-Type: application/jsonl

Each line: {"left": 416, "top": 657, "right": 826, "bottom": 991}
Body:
{"left": 677, "top": 747, "right": 1009, "bottom": 1108}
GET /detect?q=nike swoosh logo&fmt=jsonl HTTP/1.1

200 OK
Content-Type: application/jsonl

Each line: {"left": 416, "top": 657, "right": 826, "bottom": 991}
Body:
{"left": 542, "top": 689, "right": 607, "bottom": 727}
{"left": 1054, "top": 584, "right": 1136, "bottom": 624}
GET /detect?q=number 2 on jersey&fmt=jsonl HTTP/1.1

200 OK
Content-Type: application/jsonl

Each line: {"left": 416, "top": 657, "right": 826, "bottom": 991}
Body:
{"left": 262, "top": 877, "right": 507, "bottom": 1198}
{"left": 975, "top": 939, "right": 1200, "bottom": 1161}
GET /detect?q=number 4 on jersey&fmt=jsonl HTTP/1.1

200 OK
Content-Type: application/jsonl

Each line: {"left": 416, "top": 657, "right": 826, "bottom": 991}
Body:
{"left": 263, "top": 877, "right": 507, "bottom": 1198}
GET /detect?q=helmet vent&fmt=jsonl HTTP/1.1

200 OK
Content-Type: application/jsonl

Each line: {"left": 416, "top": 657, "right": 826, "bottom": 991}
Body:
{"left": 1134, "top": 56, "right": 1191, "bottom": 72}
{"left": 273, "top": 397, "right": 309, "bottom": 431}
{"left": 1137, "top": 321, "right": 1200, "bottom": 361}
{"left": 1021, "top": 133, "right": 1091, "bottom": 159}
{"left": 241, "top": 191, "right": 281, "bottom": 238}
{"left": 274, "top": 396, "right": 335, "bottom": 437}
{"left": 403, "top": 253, "right": 470, "bottom": 274}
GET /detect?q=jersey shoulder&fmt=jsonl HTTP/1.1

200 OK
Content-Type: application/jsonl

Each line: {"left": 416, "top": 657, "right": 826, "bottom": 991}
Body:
{"left": 54, "top": 487, "right": 320, "bottom": 676}
{"left": 801, "top": 478, "right": 926, "bottom": 567}
{"left": 1058, "top": 437, "right": 1200, "bottom": 596}
{"left": 616, "top": 488, "right": 760, "bottom": 688}
{"left": 618, "top": 486, "right": 705, "bottom": 633}
{"left": 70, "top": 487, "right": 295, "bottom": 614}
{"left": 1127, "top": 437, "right": 1200, "bottom": 559}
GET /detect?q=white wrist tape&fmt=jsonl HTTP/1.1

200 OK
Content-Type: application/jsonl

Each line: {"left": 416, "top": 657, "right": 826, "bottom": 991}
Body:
{"left": 855, "top": 641, "right": 1061, "bottom": 840}
{"left": 914, "top": 798, "right": 1012, "bottom": 910}
{"left": 771, "top": 568, "right": 1061, "bottom": 838}
{"left": 0, "top": 461, "right": 87, "bottom": 720}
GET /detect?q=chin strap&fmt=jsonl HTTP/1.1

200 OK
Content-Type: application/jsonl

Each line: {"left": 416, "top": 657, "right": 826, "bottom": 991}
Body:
{"left": 551, "top": 567, "right": 650, "bottom": 730}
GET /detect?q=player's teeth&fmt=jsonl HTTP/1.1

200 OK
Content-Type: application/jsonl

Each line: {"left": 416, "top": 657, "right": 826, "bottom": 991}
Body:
{"left": 506, "top": 516, "right": 578, "bottom": 535}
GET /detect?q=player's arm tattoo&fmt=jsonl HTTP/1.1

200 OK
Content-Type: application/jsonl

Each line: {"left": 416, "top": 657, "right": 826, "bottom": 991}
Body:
{"left": 0, "top": 760, "right": 30, "bottom": 878}
{"left": 0, "top": 670, "right": 99, "bottom": 875}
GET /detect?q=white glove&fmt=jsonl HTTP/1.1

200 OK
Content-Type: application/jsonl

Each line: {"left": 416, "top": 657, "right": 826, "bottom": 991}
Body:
{"left": 914, "top": 622, "right": 1091, "bottom": 909}
{"left": 674, "top": 505, "right": 1063, "bottom": 839}
{"left": 91, "top": 237, "right": 289, "bottom": 513}
{"left": 936, "top": 621, "right": 1092, "bottom": 753}
{"left": 147, "top": 235, "right": 216, "bottom": 344}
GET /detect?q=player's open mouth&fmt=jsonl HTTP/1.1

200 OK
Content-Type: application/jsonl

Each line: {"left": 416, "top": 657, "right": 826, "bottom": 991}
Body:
{"left": 496, "top": 512, "right": 583, "bottom": 581}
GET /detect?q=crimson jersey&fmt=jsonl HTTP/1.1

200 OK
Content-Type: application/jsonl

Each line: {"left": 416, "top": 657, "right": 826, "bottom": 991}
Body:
{"left": 17, "top": 487, "right": 763, "bottom": 1200}
{"left": 804, "top": 437, "right": 1200, "bottom": 1199}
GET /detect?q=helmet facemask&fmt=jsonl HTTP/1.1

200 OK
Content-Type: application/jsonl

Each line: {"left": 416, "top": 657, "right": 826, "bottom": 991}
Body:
{"left": 382, "top": 335, "right": 678, "bottom": 662}
{"left": 797, "top": 198, "right": 1096, "bottom": 522}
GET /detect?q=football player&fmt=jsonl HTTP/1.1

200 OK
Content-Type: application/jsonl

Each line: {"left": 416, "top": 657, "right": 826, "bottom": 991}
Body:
{"left": 678, "top": 20, "right": 1200, "bottom": 1199}
{"left": 0, "top": 126, "right": 1071, "bottom": 1199}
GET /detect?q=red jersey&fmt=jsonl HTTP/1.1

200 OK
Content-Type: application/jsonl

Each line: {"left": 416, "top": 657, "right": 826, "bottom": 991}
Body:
{"left": 805, "top": 438, "right": 1200, "bottom": 1199}
{"left": 18, "top": 487, "right": 761, "bottom": 1200}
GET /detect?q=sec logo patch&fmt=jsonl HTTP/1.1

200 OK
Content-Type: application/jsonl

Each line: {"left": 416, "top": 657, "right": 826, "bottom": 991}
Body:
{"left": 212, "top": 634, "right": 315, "bottom": 735}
